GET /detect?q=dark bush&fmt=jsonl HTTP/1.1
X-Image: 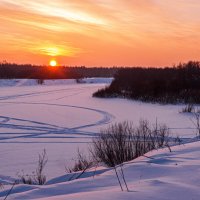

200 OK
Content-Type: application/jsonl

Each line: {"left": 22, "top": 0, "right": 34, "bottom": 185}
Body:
{"left": 37, "top": 79, "right": 44, "bottom": 85}
{"left": 66, "top": 149, "right": 93, "bottom": 173}
{"left": 181, "top": 103, "right": 195, "bottom": 113}
{"left": 92, "top": 121, "right": 170, "bottom": 167}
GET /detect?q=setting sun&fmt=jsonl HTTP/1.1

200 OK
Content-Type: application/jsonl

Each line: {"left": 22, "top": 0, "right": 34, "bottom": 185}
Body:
{"left": 49, "top": 59, "right": 57, "bottom": 67}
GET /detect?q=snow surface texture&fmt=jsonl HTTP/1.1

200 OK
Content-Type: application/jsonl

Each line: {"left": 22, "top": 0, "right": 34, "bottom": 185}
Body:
{"left": 1, "top": 141, "right": 200, "bottom": 200}
{"left": 0, "top": 78, "right": 199, "bottom": 199}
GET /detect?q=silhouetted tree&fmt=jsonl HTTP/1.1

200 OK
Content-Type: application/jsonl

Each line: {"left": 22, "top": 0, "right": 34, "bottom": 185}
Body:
{"left": 93, "top": 61, "right": 200, "bottom": 103}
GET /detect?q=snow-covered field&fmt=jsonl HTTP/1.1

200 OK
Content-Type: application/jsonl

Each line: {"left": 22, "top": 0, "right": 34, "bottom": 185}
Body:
{"left": 0, "top": 78, "right": 199, "bottom": 199}
{"left": 1, "top": 141, "right": 200, "bottom": 200}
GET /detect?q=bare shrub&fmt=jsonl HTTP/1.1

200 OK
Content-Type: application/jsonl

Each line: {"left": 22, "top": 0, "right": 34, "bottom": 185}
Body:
{"left": 92, "top": 120, "right": 170, "bottom": 168}
{"left": 92, "top": 121, "right": 135, "bottom": 167}
{"left": 194, "top": 112, "right": 200, "bottom": 138}
{"left": 181, "top": 103, "right": 195, "bottom": 113}
{"left": 18, "top": 171, "right": 35, "bottom": 185}
{"left": 18, "top": 149, "right": 48, "bottom": 185}
{"left": 35, "top": 149, "right": 48, "bottom": 185}
{"left": 130, "top": 120, "right": 170, "bottom": 157}
{"left": 37, "top": 79, "right": 44, "bottom": 85}
{"left": 66, "top": 149, "right": 93, "bottom": 173}
{"left": 66, "top": 149, "right": 94, "bottom": 181}
{"left": 153, "top": 123, "right": 170, "bottom": 148}
{"left": 191, "top": 109, "right": 200, "bottom": 138}
{"left": 76, "top": 78, "right": 85, "bottom": 84}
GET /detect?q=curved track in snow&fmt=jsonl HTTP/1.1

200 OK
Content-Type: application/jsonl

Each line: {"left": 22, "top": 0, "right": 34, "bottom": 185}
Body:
{"left": 0, "top": 101, "right": 114, "bottom": 142}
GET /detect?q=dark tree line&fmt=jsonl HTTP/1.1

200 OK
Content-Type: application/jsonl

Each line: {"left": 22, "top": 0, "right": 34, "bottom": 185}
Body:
{"left": 0, "top": 63, "right": 118, "bottom": 79}
{"left": 93, "top": 61, "right": 200, "bottom": 104}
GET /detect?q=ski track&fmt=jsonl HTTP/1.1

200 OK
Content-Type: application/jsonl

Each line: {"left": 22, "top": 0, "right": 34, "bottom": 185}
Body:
{"left": 0, "top": 86, "right": 95, "bottom": 101}
{"left": 0, "top": 86, "right": 115, "bottom": 142}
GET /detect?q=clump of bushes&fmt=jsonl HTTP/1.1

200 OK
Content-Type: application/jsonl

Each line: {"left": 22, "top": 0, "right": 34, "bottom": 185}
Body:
{"left": 37, "top": 79, "right": 44, "bottom": 85}
{"left": 91, "top": 120, "right": 170, "bottom": 167}
{"left": 181, "top": 103, "right": 195, "bottom": 113}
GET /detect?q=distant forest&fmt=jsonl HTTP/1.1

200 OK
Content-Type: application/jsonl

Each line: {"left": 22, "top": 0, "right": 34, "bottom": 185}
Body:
{"left": 0, "top": 63, "right": 118, "bottom": 79}
{"left": 93, "top": 61, "right": 200, "bottom": 104}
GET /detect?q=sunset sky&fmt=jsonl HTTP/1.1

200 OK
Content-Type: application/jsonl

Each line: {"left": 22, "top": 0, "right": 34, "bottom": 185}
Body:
{"left": 0, "top": 0, "right": 200, "bottom": 67}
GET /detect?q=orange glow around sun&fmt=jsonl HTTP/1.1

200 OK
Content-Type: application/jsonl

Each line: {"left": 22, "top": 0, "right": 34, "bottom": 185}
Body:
{"left": 49, "top": 59, "right": 57, "bottom": 67}
{"left": 1, "top": 1, "right": 200, "bottom": 66}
